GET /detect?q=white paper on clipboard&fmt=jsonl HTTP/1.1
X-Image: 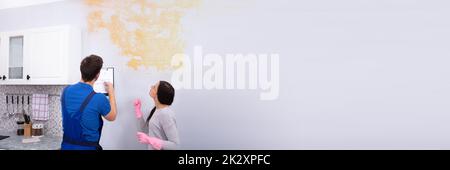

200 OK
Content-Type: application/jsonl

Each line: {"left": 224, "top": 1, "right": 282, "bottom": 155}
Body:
{"left": 93, "top": 67, "right": 114, "bottom": 95}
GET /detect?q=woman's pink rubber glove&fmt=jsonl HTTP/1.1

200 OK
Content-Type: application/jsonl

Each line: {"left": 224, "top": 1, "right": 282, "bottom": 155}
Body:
{"left": 137, "top": 132, "right": 163, "bottom": 150}
{"left": 134, "top": 99, "right": 143, "bottom": 119}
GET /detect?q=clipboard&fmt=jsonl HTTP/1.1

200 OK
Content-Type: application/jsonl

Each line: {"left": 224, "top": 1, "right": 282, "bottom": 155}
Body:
{"left": 93, "top": 67, "right": 115, "bottom": 96}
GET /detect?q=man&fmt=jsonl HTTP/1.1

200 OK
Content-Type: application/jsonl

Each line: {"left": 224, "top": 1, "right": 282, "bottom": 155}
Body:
{"left": 60, "top": 54, "right": 117, "bottom": 150}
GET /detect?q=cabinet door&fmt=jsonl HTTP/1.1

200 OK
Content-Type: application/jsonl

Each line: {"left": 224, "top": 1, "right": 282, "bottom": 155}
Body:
{"left": 25, "top": 26, "right": 69, "bottom": 84}
{"left": 9, "top": 36, "right": 25, "bottom": 80}
{"left": 1, "top": 31, "right": 27, "bottom": 84}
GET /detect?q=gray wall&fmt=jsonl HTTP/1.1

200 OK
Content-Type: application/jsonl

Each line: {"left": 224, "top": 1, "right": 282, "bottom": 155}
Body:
{"left": 1, "top": 0, "right": 450, "bottom": 149}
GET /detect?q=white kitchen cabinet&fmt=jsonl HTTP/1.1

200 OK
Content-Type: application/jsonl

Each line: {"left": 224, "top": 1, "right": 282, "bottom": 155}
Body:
{"left": 0, "top": 25, "right": 81, "bottom": 85}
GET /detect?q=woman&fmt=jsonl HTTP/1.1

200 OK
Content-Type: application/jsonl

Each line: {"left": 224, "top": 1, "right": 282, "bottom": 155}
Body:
{"left": 133, "top": 81, "right": 179, "bottom": 150}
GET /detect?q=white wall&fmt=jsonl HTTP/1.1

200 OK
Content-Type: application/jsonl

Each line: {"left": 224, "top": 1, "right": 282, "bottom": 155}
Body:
{"left": 1, "top": 0, "right": 450, "bottom": 149}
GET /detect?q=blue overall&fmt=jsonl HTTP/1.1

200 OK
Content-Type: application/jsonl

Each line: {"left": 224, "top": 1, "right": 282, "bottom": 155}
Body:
{"left": 61, "top": 84, "right": 106, "bottom": 150}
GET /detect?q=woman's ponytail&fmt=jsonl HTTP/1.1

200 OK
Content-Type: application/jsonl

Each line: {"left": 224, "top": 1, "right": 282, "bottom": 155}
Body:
{"left": 146, "top": 106, "right": 156, "bottom": 125}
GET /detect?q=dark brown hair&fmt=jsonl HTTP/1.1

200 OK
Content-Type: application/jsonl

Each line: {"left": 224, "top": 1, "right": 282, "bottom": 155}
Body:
{"left": 146, "top": 81, "right": 175, "bottom": 123}
{"left": 80, "top": 54, "right": 103, "bottom": 82}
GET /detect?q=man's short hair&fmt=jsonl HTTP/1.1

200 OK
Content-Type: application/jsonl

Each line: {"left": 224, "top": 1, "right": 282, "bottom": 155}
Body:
{"left": 80, "top": 54, "right": 103, "bottom": 82}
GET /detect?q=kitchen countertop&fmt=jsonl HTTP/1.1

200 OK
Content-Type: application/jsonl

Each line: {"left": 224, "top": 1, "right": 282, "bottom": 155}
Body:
{"left": 0, "top": 131, "right": 61, "bottom": 150}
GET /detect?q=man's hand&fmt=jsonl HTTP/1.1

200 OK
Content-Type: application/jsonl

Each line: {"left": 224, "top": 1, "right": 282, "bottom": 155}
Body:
{"left": 104, "top": 82, "right": 114, "bottom": 95}
{"left": 103, "top": 82, "right": 117, "bottom": 121}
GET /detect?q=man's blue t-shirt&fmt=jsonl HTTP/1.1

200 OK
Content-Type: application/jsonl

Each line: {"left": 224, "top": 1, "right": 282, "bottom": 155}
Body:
{"left": 61, "top": 82, "right": 111, "bottom": 150}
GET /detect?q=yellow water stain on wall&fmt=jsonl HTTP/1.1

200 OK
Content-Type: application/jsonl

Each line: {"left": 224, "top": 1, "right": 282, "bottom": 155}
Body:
{"left": 85, "top": 0, "right": 201, "bottom": 70}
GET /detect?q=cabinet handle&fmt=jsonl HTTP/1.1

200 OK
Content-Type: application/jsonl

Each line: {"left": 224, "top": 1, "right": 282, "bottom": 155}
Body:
{"left": 26, "top": 75, "right": 31, "bottom": 80}
{"left": 2, "top": 75, "right": 5, "bottom": 80}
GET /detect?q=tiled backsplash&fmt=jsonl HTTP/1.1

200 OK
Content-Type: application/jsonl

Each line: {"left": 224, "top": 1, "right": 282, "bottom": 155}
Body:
{"left": 0, "top": 85, "right": 66, "bottom": 137}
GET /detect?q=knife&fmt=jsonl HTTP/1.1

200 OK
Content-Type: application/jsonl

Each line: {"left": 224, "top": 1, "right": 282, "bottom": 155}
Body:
{"left": 11, "top": 96, "right": 14, "bottom": 114}
{"left": 27, "top": 96, "right": 31, "bottom": 116}
{"left": 23, "top": 113, "right": 27, "bottom": 124}
{"left": 16, "top": 96, "right": 19, "bottom": 115}
{"left": 22, "top": 96, "right": 25, "bottom": 114}
{"left": 24, "top": 114, "right": 30, "bottom": 124}
{"left": 5, "top": 95, "right": 8, "bottom": 116}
